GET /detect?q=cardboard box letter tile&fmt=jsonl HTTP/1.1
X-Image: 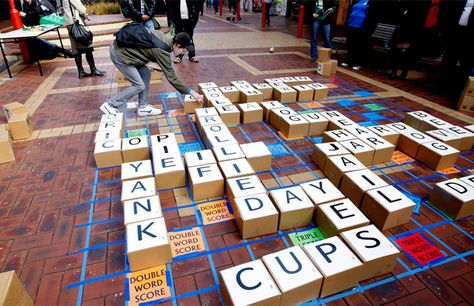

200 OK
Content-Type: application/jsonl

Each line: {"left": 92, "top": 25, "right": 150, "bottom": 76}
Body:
{"left": 189, "top": 163, "right": 224, "bottom": 201}
{"left": 220, "top": 260, "right": 281, "bottom": 305}
{"left": 415, "top": 141, "right": 459, "bottom": 170}
{"left": 121, "top": 159, "right": 154, "bottom": 181}
{"left": 94, "top": 139, "right": 123, "bottom": 168}
{"left": 361, "top": 136, "right": 396, "bottom": 165}
{"left": 240, "top": 141, "right": 272, "bottom": 172}
{"left": 339, "top": 169, "right": 388, "bottom": 206}
{"left": 312, "top": 142, "right": 350, "bottom": 170}
{"left": 153, "top": 154, "right": 186, "bottom": 189}
{"left": 219, "top": 158, "right": 255, "bottom": 179}
{"left": 122, "top": 177, "right": 157, "bottom": 202}
{"left": 184, "top": 149, "right": 216, "bottom": 168}
{"left": 429, "top": 178, "right": 474, "bottom": 220}
{"left": 301, "top": 112, "right": 329, "bottom": 136}
{"left": 233, "top": 193, "right": 279, "bottom": 238}
{"left": 279, "top": 115, "right": 310, "bottom": 139}
{"left": 261, "top": 101, "right": 285, "bottom": 121}
{"left": 340, "top": 139, "right": 375, "bottom": 166}
{"left": 213, "top": 144, "right": 245, "bottom": 162}
{"left": 360, "top": 185, "right": 415, "bottom": 230}
{"left": 269, "top": 186, "right": 315, "bottom": 229}
{"left": 262, "top": 246, "right": 323, "bottom": 305}
{"left": 8, "top": 112, "right": 32, "bottom": 140}
{"left": 126, "top": 217, "right": 171, "bottom": 271}
{"left": 226, "top": 175, "right": 267, "bottom": 200}
{"left": 367, "top": 125, "right": 400, "bottom": 145}
{"left": 324, "top": 154, "right": 366, "bottom": 187}
{"left": 238, "top": 102, "right": 263, "bottom": 124}
{"left": 122, "top": 136, "right": 150, "bottom": 162}
{"left": 216, "top": 105, "right": 240, "bottom": 126}
{"left": 2, "top": 102, "right": 27, "bottom": 121}
{"left": 300, "top": 178, "right": 345, "bottom": 206}
{"left": 316, "top": 199, "right": 370, "bottom": 237}
{"left": 340, "top": 225, "right": 399, "bottom": 280}
{"left": 0, "top": 270, "right": 34, "bottom": 306}
{"left": 123, "top": 195, "right": 162, "bottom": 225}
{"left": 303, "top": 236, "right": 363, "bottom": 297}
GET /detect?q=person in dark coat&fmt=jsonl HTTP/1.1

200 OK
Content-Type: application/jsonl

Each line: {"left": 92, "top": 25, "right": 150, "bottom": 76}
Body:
{"left": 127, "top": 0, "right": 158, "bottom": 29}
{"left": 438, "top": 0, "right": 474, "bottom": 98}
{"left": 167, "top": 0, "right": 204, "bottom": 63}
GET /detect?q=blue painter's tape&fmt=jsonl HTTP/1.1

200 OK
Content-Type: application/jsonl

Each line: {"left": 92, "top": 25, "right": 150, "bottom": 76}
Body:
{"left": 354, "top": 90, "right": 372, "bottom": 97}
{"left": 402, "top": 191, "right": 422, "bottom": 215}
{"left": 357, "top": 121, "right": 377, "bottom": 127}
{"left": 267, "top": 143, "right": 289, "bottom": 157}
{"left": 311, "top": 136, "right": 323, "bottom": 144}
{"left": 336, "top": 99, "right": 356, "bottom": 107}
{"left": 161, "top": 92, "right": 180, "bottom": 99}
{"left": 362, "top": 112, "right": 387, "bottom": 121}
{"left": 178, "top": 141, "right": 204, "bottom": 156}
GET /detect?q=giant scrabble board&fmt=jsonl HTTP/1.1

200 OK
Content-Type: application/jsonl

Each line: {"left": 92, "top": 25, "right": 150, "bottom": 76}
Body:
{"left": 70, "top": 76, "right": 474, "bottom": 305}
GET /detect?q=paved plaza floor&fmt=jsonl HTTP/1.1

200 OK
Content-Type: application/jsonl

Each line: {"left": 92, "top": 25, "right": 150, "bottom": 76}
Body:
{"left": 0, "top": 10, "right": 473, "bottom": 306}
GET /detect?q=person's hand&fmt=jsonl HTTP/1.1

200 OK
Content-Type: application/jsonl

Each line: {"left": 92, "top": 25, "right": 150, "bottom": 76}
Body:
{"left": 142, "top": 15, "right": 150, "bottom": 21}
{"left": 313, "top": 13, "right": 319, "bottom": 18}
{"left": 190, "top": 90, "right": 203, "bottom": 102}
{"left": 19, "top": 11, "right": 26, "bottom": 17}
{"left": 327, "top": 7, "right": 334, "bottom": 14}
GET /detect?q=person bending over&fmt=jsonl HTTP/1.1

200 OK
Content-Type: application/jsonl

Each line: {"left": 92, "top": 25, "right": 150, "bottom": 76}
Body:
{"left": 100, "top": 26, "right": 203, "bottom": 116}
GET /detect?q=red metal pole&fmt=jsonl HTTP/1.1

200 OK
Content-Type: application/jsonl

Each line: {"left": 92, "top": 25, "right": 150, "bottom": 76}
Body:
{"left": 236, "top": 1, "right": 241, "bottom": 21}
{"left": 261, "top": 2, "right": 266, "bottom": 29}
{"left": 297, "top": 4, "right": 304, "bottom": 38}
{"left": 8, "top": 0, "right": 31, "bottom": 63}
{"left": 219, "top": 0, "right": 223, "bottom": 16}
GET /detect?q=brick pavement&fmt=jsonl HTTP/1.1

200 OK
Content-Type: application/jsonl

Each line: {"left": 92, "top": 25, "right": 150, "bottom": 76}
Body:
{"left": 1, "top": 8, "right": 473, "bottom": 306}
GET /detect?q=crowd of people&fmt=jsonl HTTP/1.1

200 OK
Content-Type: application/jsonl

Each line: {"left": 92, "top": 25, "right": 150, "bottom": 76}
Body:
{"left": 13, "top": 0, "right": 473, "bottom": 115}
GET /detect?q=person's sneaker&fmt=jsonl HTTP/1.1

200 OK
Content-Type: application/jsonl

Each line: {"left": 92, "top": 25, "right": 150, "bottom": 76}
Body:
{"left": 189, "top": 57, "right": 199, "bottom": 63}
{"left": 173, "top": 57, "right": 182, "bottom": 63}
{"left": 137, "top": 105, "right": 162, "bottom": 116}
{"left": 341, "top": 62, "right": 349, "bottom": 67}
{"left": 352, "top": 66, "right": 362, "bottom": 71}
{"left": 100, "top": 102, "right": 119, "bottom": 115}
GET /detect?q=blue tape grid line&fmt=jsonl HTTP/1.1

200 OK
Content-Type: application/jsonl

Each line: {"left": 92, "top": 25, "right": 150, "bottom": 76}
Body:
{"left": 75, "top": 170, "right": 99, "bottom": 306}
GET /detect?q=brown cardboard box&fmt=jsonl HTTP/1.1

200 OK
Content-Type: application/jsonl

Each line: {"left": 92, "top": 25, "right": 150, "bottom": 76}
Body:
{"left": 189, "top": 164, "right": 224, "bottom": 201}
{"left": 340, "top": 225, "right": 399, "bottom": 281}
{"left": 293, "top": 85, "right": 314, "bottom": 101}
{"left": 330, "top": 59, "right": 338, "bottom": 74}
{"left": 8, "top": 112, "right": 33, "bottom": 140}
{"left": 183, "top": 94, "right": 203, "bottom": 114}
{"left": 116, "top": 68, "right": 161, "bottom": 83}
{"left": 461, "top": 76, "right": 474, "bottom": 96}
{"left": 317, "top": 61, "right": 332, "bottom": 76}
{"left": 429, "top": 178, "right": 474, "bottom": 220}
{"left": 318, "top": 48, "right": 331, "bottom": 62}
{"left": 126, "top": 218, "right": 171, "bottom": 271}
{"left": 361, "top": 186, "right": 416, "bottom": 230}
{"left": 415, "top": 141, "right": 459, "bottom": 170}
{"left": 0, "top": 270, "right": 34, "bottom": 306}
{"left": 457, "top": 94, "right": 474, "bottom": 113}
{"left": 0, "top": 125, "right": 14, "bottom": 164}
{"left": 272, "top": 85, "right": 297, "bottom": 103}
{"left": 2, "top": 102, "right": 27, "bottom": 121}
{"left": 94, "top": 139, "right": 123, "bottom": 168}
{"left": 279, "top": 115, "right": 310, "bottom": 139}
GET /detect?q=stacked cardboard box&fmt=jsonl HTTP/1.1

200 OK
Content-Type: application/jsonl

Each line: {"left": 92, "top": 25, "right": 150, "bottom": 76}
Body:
{"left": 316, "top": 48, "right": 337, "bottom": 77}
{"left": 457, "top": 76, "right": 474, "bottom": 113}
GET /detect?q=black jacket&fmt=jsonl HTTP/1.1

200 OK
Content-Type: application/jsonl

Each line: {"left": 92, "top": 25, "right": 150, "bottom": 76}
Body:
{"left": 21, "top": 0, "right": 42, "bottom": 26}
{"left": 128, "top": 0, "right": 156, "bottom": 22}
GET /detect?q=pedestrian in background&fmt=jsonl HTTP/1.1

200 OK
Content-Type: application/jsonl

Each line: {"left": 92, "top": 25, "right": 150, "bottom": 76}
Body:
{"left": 63, "top": 0, "right": 105, "bottom": 78}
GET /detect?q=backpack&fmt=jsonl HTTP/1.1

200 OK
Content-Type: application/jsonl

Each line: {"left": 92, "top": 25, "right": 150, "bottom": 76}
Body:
{"left": 120, "top": 0, "right": 132, "bottom": 18}
{"left": 115, "top": 22, "right": 171, "bottom": 52}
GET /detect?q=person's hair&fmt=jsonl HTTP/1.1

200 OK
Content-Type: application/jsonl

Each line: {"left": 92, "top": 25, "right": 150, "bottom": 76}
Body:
{"left": 172, "top": 32, "right": 192, "bottom": 48}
